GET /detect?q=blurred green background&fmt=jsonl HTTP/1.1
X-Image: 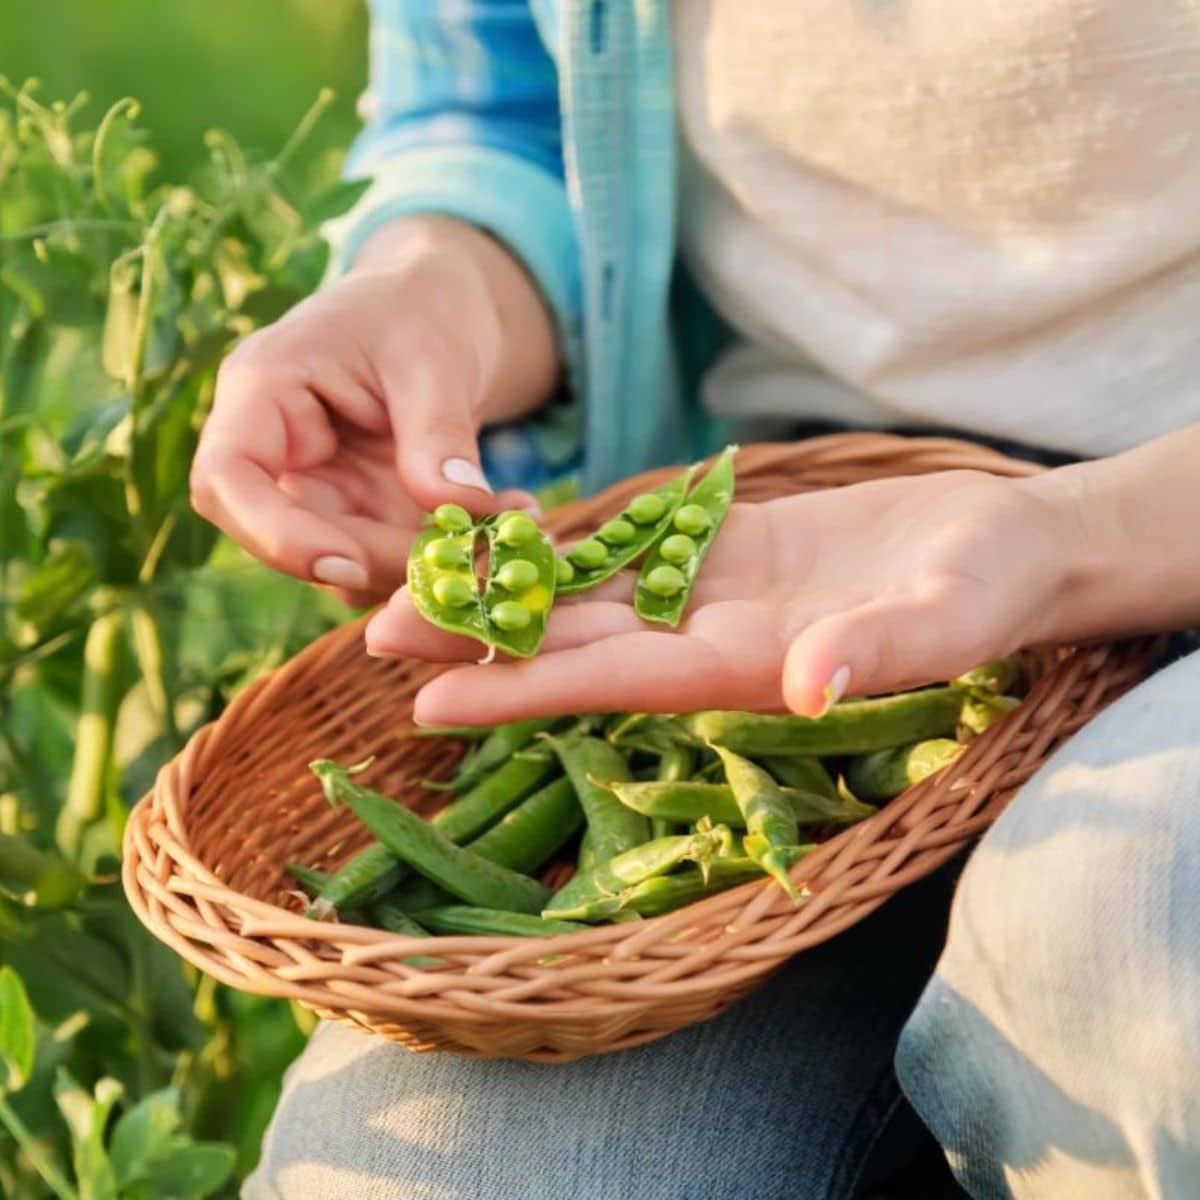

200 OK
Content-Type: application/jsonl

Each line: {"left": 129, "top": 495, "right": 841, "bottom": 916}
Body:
{"left": 0, "top": 5, "right": 372, "bottom": 1195}
{"left": 0, "top": 0, "right": 367, "bottom": 176}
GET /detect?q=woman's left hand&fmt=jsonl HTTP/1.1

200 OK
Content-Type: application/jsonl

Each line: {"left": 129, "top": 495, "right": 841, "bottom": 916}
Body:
{"left": 365, "top": 467, "right": 1080, "bottom": 725}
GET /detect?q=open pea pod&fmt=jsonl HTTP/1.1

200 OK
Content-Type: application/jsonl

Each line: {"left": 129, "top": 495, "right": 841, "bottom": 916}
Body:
{"left": 407, "top": 504, "right": 488, "bottom": 643}
{"left": 634, "top": 445, "right": 737, "bottom": 627}
{"left": 407, "top": 506, "right": 557, "bottom": 659}
{"left": 555, "top": 463, "right": 698, "bottom": 595}
{"left": 479, "top": 511, "right": 557, "bottom": 657}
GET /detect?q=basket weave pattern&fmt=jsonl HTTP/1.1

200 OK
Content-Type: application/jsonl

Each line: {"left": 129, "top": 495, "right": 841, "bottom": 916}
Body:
{"left": 123, "top": 436, "right": 1161, "bottom": 1060}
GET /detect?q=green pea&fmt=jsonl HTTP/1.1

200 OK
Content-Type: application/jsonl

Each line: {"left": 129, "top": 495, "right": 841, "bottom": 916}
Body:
{"left": 434, "top": 503, "right": 473, "bottom": 534}
{"left": 423, "top": 537, "right": 468, "bottom": 570}
{"left": 568, "top": 538, "right": 609, "bottom": 569}
{"left": 495, "top": 559, "right": 539, "bottom": 592}
{"left": 555, "top": 557, "right": 576, "bottom": 585}
{"left": 432, "top": 575, "right": 476, "bottom": 608}
{"left": 490, "top": 600, "right": 532, "bottom": 631}
{"left": 674, "top": 504, "right": 712, "bottom": 536}
{"left": 495, "top": 513, "right": 538, "bottom": 547}
{"left": 643, "top": 564, "right": 687, "bottom": 597}
{"left": 626, "top": 493, "right": 666, "bottom": 525}
{"left": 598, "top": 518, "right": 635, "bottom": 546}
{"left": 659, "top": 533, "right": 697, "bottom": 565}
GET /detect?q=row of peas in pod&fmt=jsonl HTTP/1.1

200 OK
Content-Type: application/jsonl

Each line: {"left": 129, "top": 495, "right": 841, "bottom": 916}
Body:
{"left": 287, "top": 658, "right": 1022, "bottom": 944}
{"left": 406, "top": 446, "right": 739, "bottom": 658}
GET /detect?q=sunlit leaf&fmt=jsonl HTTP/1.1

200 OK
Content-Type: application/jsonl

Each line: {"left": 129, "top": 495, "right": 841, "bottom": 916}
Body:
{"left": 0, "top": 965, "right": 36, "bottom": 1091}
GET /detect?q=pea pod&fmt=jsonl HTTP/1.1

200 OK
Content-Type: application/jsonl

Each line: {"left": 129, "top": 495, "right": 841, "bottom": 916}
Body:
{"left": 545, "top": 735, "right": 648, "bottom": 866}
{"left": 545, "top": 824, "right": 733, "bottom": 917}
{"left": 710, "top": 744, "right": 805, "bottom": 902}
{"left": 953, "top": 657, "right": 1020, "bottom": 695}
{"left": 448, "top": 717, "right": 564, "bottom": 792}
{"left": 480, "top": 510, "right": 558, "bottom": 657}
{"left": 681, "top": 687, "right": 964, "bottom": 757}
{"left": 959, "top": 693, "right": 1021, "bottom": 738}
{"left": 556, "top": 464, "right": 698, "bottom": 595}
{"left": 635, "top": 445, "right": 737, "bottom": 627}
{"left": 463, "top": 777, "right": 583, "bottom": 874}
{"left": 312, "top": 760, "right": 550, "bottom": 915}
{"left": 759, "top": 756, "right": 837, "bottom": 801}
{"left": 558, "top": 855, "right": 779, "bottom": 923}
{"left": 651, "top": 745, "right": 695, "bottom": 838}
{"left": 845, "top": 738, "right": 965, "bottom": 802}
{"left": 285, "top": 863, "right": 329, "bottom": 895}
{"left": 366, "top": 897, "right": 444, "bottom": 967}
{"left": 407, "top": 507, "right": 488, "bottom": 644}
{"left": 412, "top": 906, "right": 587, "bottom": 938}
{"left": 605, "top": 779, "right": 875, "bottom": 828}
{"left": 576, "top": 828, "right": 597, "bottom": 873}
{"left": 313, "top": 747, "right": 556, "bottom": 915}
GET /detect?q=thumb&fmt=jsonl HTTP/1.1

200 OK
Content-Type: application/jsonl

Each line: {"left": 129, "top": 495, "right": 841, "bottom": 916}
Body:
{"left": 782, "top": 595, "right": 975, "bottom": 716}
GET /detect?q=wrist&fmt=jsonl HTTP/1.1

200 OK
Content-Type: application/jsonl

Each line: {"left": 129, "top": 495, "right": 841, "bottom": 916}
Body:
{"left": 352, "top": 215, "right": 559, "bottom": 425}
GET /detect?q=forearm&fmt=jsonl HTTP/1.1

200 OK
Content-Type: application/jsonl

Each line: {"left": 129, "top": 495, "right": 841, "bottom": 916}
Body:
{"left": 1024, "top": 423, "right": 1200, "bottom": 642}
{"left": 352, "top": 214, "right": 560, "bottom": 425}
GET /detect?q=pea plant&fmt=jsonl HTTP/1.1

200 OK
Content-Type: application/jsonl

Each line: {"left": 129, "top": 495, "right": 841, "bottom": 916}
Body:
{"left": 0, "top": 80, "right": 363, "bottom": 1196}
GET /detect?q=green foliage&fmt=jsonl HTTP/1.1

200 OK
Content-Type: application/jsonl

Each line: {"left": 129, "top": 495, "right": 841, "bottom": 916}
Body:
{"left": 0, "top": 82, "right": 361, "bottom": 1196}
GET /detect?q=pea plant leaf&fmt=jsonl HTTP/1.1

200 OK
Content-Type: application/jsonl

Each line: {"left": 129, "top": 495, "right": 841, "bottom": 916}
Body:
{"left": 129, "top": 1139, "right": 236, "bottom": 1199}
{"left": 0, "top": 965, "right": 36, "bottom": 1092}
{"left": 54, "top": 1069, "right": 122, "bottom": 1200}
{"left": 109, "top": 1086, "right": 182, "bottom": 1187}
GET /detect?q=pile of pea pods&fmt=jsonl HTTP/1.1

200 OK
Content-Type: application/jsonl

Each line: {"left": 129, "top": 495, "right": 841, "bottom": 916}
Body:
{"left": 291, "top": 660, "right": 1020, "bottom": 942}
{"left": 407, "top": 445, "right": 739, "bottom": 659}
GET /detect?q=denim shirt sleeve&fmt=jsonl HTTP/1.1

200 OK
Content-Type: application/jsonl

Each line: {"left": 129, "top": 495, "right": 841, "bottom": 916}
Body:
{"left": 322, "top": 0, "right": 583, "bottom": 491}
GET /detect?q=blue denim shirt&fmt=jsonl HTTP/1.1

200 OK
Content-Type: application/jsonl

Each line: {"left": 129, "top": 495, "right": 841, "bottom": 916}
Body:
{"left": 322, "top": 1, "right": 703, "bottom": 495}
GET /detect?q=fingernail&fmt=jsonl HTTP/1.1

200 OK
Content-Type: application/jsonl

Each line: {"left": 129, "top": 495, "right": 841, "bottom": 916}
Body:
{"left": 312, "top": 555, "right": 368, "bottom": 590}
{"left": 523, "top": 502, "right": 542, "bottom": 517}
{"left": 441, "top": 457, "right": 493, "bottom": 494}
{"left": 819, "top": 665, "right": 851, "bottom": 716}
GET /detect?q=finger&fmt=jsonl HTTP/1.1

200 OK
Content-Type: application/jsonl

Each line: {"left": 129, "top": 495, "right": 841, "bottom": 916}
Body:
{"left": 378, "top": 340, "right": 500, "bottom": 514}
{"left": 411, "top": 631, "right": 749, "bottom": 726}
{"left": 191, "top": 448, "right": 369, "bottom": 589}
{"left": 365, "top": 588, "right": 643, "bottom": 662}
{"left": 781, "top": 588, "right": 993, "bottom": 716}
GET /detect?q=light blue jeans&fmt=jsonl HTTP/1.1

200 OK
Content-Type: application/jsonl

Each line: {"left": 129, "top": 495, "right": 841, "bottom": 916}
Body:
{"left": 245, "top": 649, "right": 1200, "bottom": 1200}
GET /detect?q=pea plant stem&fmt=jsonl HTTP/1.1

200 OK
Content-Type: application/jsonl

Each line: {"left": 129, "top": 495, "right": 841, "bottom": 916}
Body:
{"left": 0, "top": 1095, "right": 79, "bottom": 1200}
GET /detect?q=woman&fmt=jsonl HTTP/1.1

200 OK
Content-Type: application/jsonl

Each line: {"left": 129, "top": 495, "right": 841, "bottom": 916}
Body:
{"left": 193, "top": 4, "right": 1200, "bottom": 1196}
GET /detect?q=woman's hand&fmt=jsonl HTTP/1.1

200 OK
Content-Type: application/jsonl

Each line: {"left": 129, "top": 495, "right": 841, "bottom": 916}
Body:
{"left": 189, "top": 215, "right": 559, "bottom": 606}
{"left": 366, "top": 467, "right": 1081, "bottom": 723}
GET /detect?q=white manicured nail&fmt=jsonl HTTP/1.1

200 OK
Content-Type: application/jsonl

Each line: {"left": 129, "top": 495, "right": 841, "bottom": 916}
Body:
{"left": 312, "top": 555, "right": 368, "bottom": 590}
{"left": 820, "top": 665, "right": 851, "bottom": 715}
{"left": 442, "top": 457, "right": 493, "bottom": 493}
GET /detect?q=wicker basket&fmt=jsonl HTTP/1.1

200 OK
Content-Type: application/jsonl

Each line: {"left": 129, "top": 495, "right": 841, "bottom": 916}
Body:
{"left": 122, "top": 435, "right": 1160, "bottom": 1061}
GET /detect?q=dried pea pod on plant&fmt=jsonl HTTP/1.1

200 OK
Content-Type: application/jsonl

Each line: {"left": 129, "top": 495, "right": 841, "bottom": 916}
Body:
{"left": 635, "top": 445, "right": 738, "bottom": 627}
{"left": 555, "top": 464, "right": 698, "bottom": 594}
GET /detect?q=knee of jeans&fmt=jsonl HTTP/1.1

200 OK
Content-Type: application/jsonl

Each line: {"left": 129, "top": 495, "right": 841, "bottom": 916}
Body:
{"left": 901, "top": 650, "right": 1200, "bottom": 1095}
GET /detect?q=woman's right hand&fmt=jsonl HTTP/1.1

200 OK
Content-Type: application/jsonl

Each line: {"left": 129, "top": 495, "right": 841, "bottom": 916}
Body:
{"left": 189, "top": 215, "right": 559, "bottom": 606}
